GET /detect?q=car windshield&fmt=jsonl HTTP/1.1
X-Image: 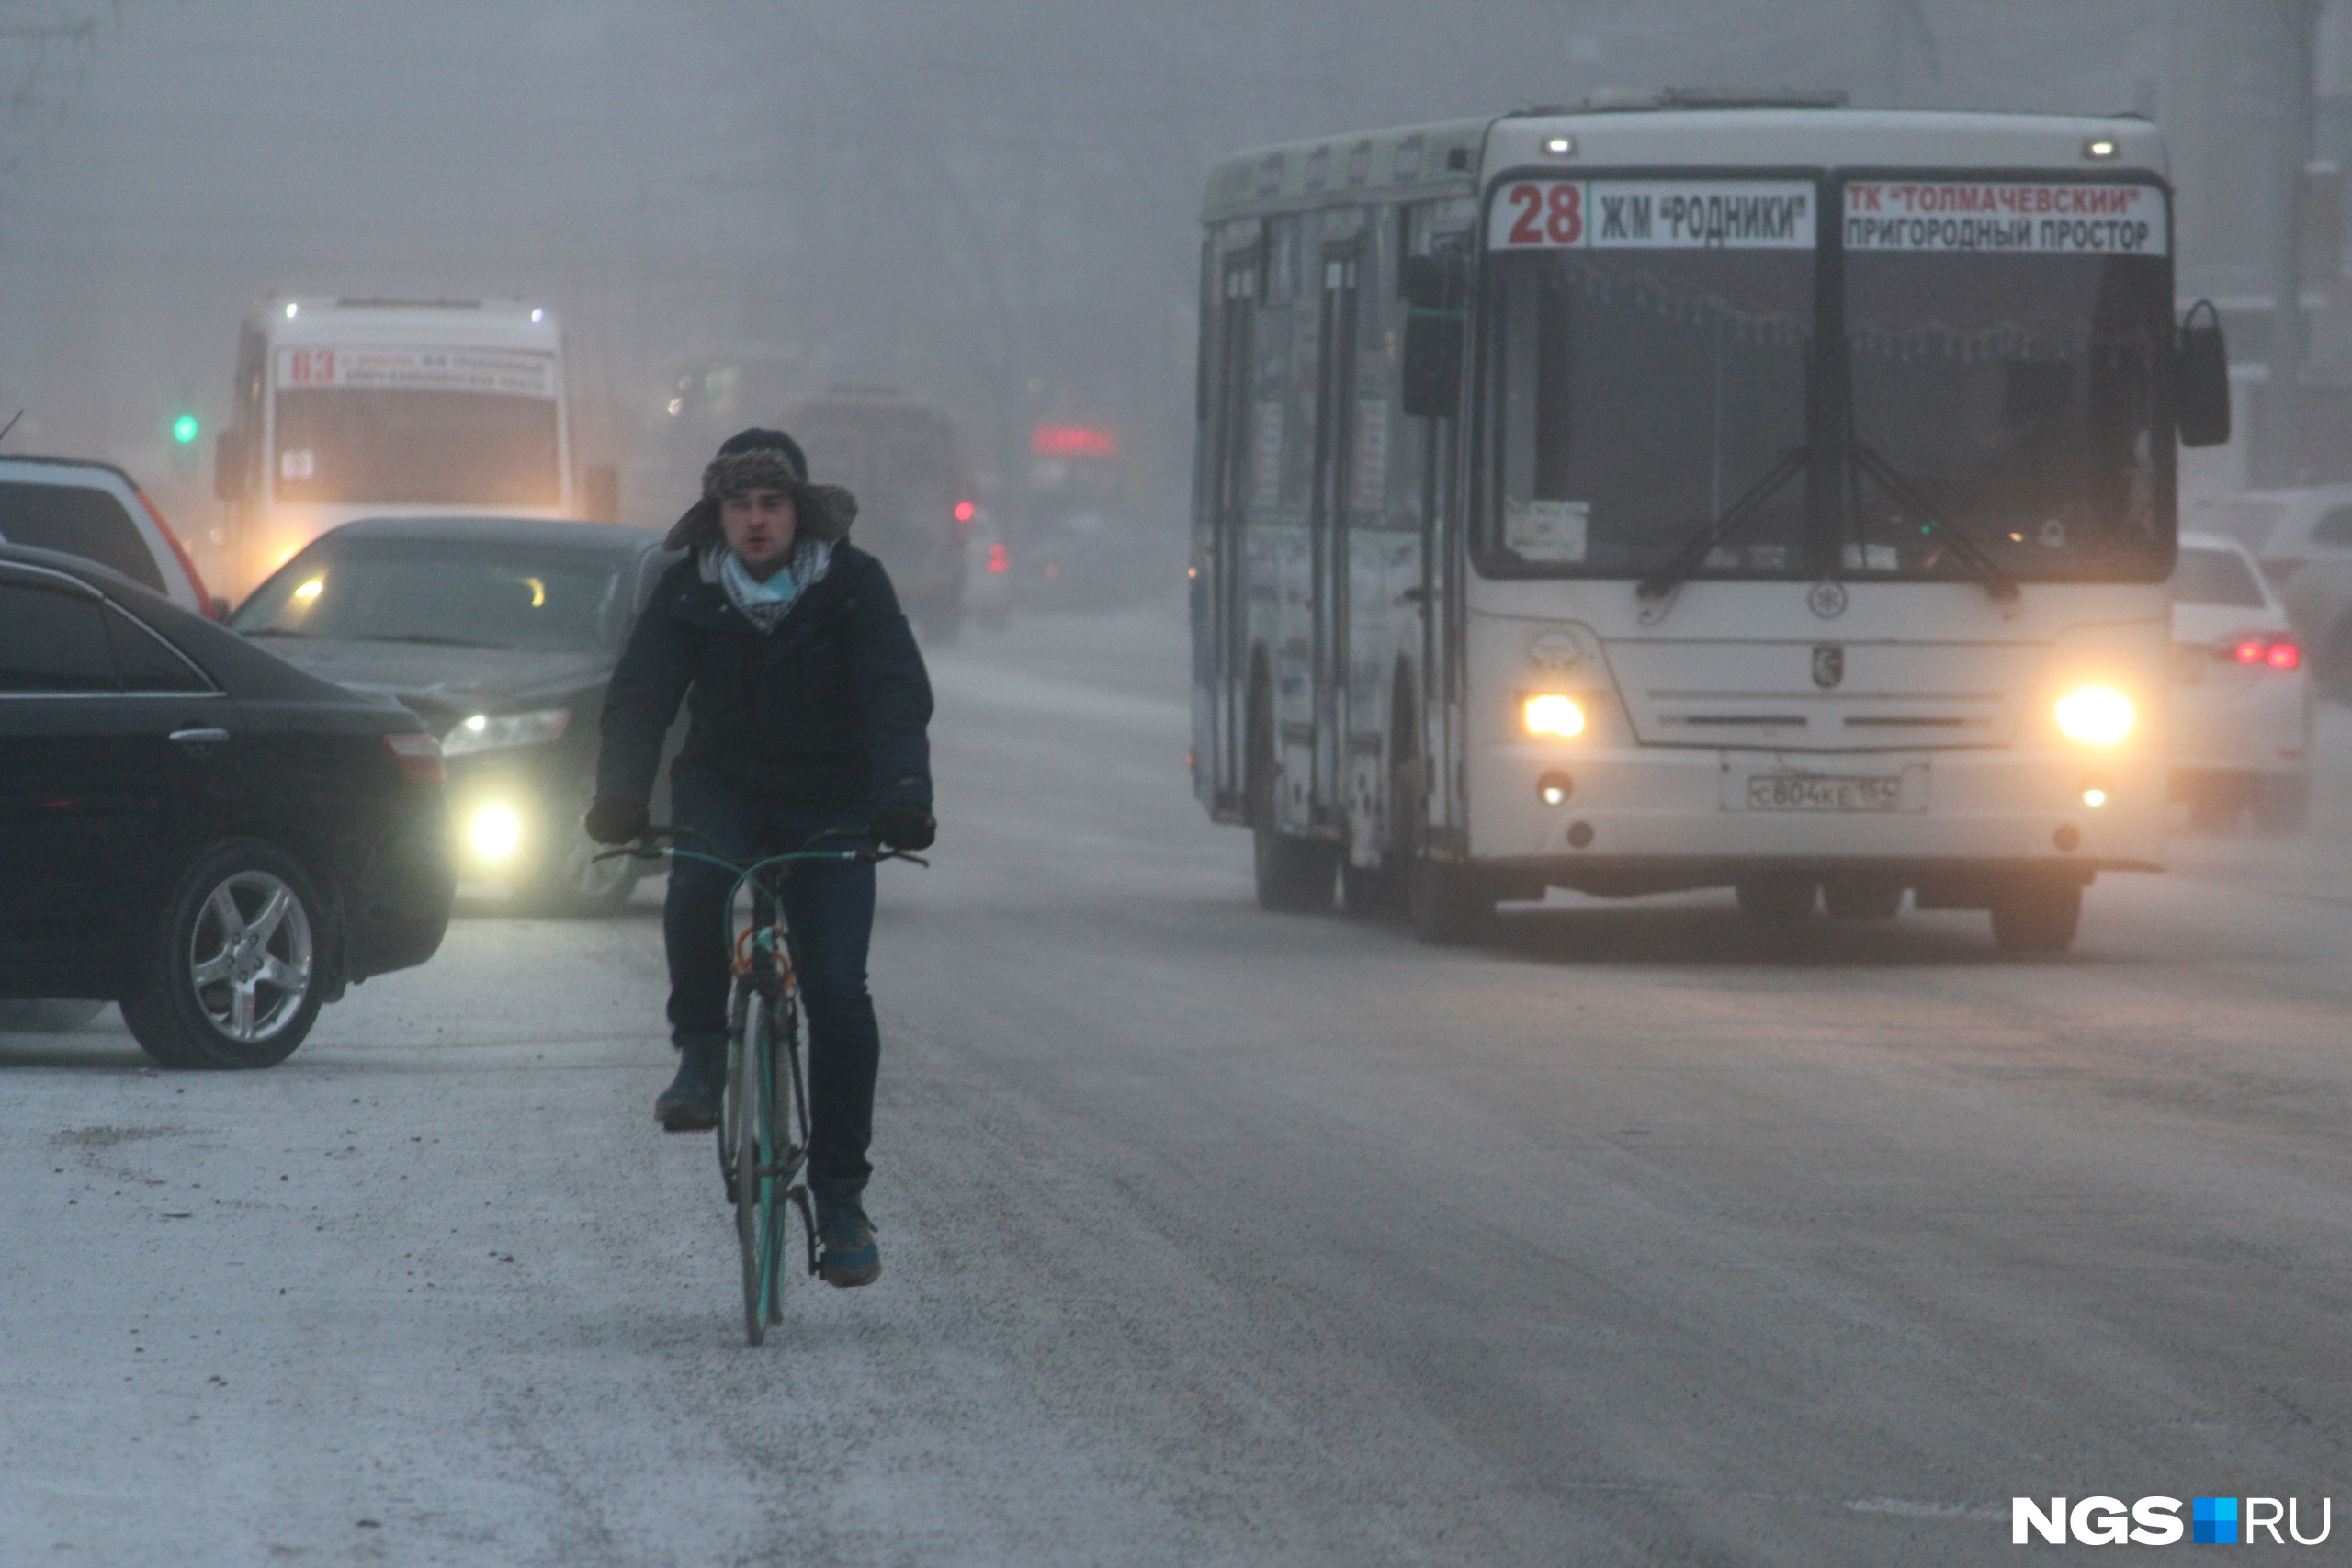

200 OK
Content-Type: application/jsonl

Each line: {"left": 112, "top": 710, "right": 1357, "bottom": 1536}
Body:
{"left": 1477, "top": 185, "right": 1815, "bottom": 576}
{"left": 232, "top": 538, "right": 630, "bottom": 650}
{"left": 1842, "top": 180, "right": 2174, "bottom": 583}
{"left": 274, "top": 389, "right": 560, "bottom": 506}
{"left": 2173, "top": 545, "right": 2267, "bottom": 608}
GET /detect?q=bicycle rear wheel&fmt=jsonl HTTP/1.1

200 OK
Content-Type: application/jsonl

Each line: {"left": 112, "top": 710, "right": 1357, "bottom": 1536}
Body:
{"left": 731, "top": 986, "right": 791, "bottom": 1345}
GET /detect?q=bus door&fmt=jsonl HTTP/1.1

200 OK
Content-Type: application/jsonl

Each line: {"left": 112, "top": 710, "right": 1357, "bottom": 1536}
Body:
{"left": 1207, "top": 242, "right": 1262, "bottom": 815}
{"left": 1308, "top": 233, "right": 1363, "bottom": 829}
{"left": 1415, "top": 212, "right": 1473, "bottom": 854}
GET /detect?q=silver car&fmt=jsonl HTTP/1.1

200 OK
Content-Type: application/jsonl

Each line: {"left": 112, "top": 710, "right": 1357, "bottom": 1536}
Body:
{"left": 2194, "top": 485, "right": 2352, "bottom": 698}
{"left": 2170, "top": 532, "right": 2313, "bottom": 831}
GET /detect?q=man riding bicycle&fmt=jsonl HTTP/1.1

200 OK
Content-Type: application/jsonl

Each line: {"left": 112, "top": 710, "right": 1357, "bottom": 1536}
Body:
{"left": 586, "top": 427, "right": 934, "bottom": 1289}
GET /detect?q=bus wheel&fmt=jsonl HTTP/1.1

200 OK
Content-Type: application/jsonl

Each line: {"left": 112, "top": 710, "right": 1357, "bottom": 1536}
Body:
{"left": 1408, "top": 858, "right": 1492, "bottom": 945}
{"left": 1988, "top": 876, "right": 2082, "bottom": 954}
{"left": 1736, "top": 876, "right": 1818, "bottom": 922}
{"left": 1249, "top": 712, "right": 1334, "bottom": 913}
{"left": 1394, "top": 751, "right": 1488, "bottom": 944}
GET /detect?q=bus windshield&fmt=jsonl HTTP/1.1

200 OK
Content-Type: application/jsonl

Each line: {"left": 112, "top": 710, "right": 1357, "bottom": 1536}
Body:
{"left": 1477, "top": 188, "right": 1815, "bottom": 577}
{"left": 1476, "top": 174, "right": 2177, "bottom": 585}
{"left": 1845, "top": 244, "right": 2172, "bottom": 585}
{"left": 274, "top": 389, "right": 561, "bottom": 507}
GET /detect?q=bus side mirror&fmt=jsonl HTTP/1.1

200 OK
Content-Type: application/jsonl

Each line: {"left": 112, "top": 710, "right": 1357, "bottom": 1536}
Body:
{"left": 2177, "top": 299, "right": 2231, "bottom": 448}
{"left": 213, "top": 430, "right": 244, "bottom": 502}
{"left": 1400, "top": 253, "right": 1465, "bottom": 420}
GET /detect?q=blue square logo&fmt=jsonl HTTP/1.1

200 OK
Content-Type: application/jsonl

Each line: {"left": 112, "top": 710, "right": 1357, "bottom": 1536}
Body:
{"left": 2193, "top": 1496, "right": 2239, "bottom": 1545}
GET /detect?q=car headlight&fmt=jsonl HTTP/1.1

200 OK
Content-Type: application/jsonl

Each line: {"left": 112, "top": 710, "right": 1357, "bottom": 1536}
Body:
{"left": 2053, "top": 685, "right": 2135, "bottom": 745}
{"left": 467, "top": 803, "right": 525, "bottom": 861}
{"left": 1521, "top": 693, "right": 1588, "bottom": 739}
{"left": 442, "top": 707, "right": 571, "bottom": 757}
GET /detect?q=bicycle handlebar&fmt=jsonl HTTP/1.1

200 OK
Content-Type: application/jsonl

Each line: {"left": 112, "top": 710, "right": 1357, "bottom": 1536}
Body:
{"left": 592, "top": 823, "right": 928, "bottom": 872}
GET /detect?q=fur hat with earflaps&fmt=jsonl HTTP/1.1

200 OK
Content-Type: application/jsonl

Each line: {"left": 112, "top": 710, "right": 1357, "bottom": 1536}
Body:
{"left": 664, "top": 426, "right": 857, "bottom": 553}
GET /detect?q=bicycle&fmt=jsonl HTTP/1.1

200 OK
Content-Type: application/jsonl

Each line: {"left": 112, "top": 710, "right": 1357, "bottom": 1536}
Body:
{"left": 597, "top": 824, "right": 924, "bottom": 1345}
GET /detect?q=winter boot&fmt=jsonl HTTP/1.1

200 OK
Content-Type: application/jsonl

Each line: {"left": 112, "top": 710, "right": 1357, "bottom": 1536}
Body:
{"left": 654, "top": 1040, "right": 726, "bottom": 1132}
{"left": 811, "top": 1181, "right": 881, "bottom": 1288}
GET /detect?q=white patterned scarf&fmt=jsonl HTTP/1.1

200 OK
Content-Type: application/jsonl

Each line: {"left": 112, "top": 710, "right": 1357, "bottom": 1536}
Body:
{"left": 706, "top": 538, "right": 832, "bottom": 633}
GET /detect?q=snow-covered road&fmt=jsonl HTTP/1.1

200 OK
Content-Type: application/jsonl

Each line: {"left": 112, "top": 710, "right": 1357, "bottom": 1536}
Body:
{"left": 8, "top": 608, "right": 2352, "bottom": 1566}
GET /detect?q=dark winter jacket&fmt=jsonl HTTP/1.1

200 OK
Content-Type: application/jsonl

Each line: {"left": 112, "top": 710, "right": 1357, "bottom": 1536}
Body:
{"left": 595, "top": 541, "right": 933, "bottom": 816}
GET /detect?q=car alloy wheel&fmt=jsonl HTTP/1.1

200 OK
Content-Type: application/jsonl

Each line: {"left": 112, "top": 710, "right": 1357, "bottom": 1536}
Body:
{"left": 121, "top": 840, "right": 330, "bottom": 1070}
{"left": 188, "top": 870, "right": 314, "bottom": 1043}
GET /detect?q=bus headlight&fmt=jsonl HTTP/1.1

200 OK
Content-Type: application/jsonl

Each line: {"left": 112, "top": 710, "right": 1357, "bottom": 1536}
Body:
{"left": 468, "top": 803, "right": 525, "bottom": 862}
{"left": 2054, "top": 685, "right": 2135, "bottom": 746}
{"left": 1522, "top": 694, "right": 1587, "bottom": 739}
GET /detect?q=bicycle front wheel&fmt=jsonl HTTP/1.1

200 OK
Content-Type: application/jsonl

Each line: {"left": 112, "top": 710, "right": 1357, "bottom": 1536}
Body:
{"left": 730, "top": 987, "right": 788, "bottom": 1345}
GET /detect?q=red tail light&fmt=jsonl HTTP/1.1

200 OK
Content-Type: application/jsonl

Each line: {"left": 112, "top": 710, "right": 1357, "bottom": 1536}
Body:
{"left": 2224, "top": 632, "right": 2301, "bottom": 671}
{"left": 954, "top": 500, "right": 976, "bottom": 525}
{"left": 985, "top": 543, "right": 1011, "bottom": 574}
{"left": 382, "top": 731, "right": 447, "bottom": 784}
{"left": 133, "top": 488, "right": 218, "bottom": 616}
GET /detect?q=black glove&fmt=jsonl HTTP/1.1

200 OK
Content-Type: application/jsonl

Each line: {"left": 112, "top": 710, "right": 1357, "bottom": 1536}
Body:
{"left": 584, "top": 794, "right": 650, "bottom": 846}
{"left": 871, "top": 804, "right": 935, "bottom": 852}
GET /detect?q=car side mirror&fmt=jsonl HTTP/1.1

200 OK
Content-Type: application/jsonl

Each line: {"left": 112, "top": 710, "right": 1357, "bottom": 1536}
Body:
{"left": 213, "top": 430, "right": 245, "bottom": 502}
{"left": 2177, "top": 299, "right": 2231, "bottom": 448}
{"left": 1400, "top": 252, "right": 1466, "bottom": 421}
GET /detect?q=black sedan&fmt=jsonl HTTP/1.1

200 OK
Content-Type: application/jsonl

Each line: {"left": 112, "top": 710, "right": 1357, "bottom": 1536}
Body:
{"left": 0, "top": 544, "right": 452, "bottom": 1068}
{"left": 230, "top": 517, "right": 679, "bottom": 915}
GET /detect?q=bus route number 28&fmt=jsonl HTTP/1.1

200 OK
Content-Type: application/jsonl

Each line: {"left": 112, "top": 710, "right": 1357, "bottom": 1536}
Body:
{"left": 1503, "top": 182, "right": 1583, "bottom": 247}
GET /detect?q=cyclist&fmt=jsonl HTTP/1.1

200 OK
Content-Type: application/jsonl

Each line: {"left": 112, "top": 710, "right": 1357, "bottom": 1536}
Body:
{"left": 585, "top": 427, "right": 934, "bottom": 1289}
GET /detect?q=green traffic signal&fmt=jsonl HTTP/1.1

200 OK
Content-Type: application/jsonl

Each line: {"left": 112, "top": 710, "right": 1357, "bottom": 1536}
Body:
{"left": 172, "top": 413, "right": 199, "bottom": 445}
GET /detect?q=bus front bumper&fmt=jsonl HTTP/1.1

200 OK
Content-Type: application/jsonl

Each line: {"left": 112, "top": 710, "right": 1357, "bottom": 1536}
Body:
{"left": 1463, "top": 741, "right": 2165, "bottom": 893}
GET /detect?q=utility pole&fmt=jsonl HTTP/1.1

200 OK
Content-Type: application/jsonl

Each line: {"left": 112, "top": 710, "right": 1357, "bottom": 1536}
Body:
{"left": 2256, "top": 0, "right": 2323, "bottom": 486}
{"left": 1882, "top": 0, "right": 1938, "bottom": 108}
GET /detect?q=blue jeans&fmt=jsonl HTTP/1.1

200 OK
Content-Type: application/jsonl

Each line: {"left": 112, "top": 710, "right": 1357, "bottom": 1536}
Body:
{"left": 664, "top": 767, "right": 878, "bottom": 1191}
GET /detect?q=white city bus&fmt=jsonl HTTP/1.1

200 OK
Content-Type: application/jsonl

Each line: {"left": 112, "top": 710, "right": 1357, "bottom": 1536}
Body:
{"left": 1190, "top": 92, "right": 2231, "bottom": 952}
{"left": 215, "top": 297, "right": 576, "bottom": 591}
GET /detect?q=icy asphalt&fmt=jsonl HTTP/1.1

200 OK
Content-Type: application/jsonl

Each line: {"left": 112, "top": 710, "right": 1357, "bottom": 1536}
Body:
{"left": 6, "top": 607, "right": 2352, "bottom": 1567}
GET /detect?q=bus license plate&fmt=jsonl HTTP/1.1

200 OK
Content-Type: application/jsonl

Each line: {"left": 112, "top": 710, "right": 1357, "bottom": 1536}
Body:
{"left": 1746, "top": 774, "right": 1904, "bottom": 812}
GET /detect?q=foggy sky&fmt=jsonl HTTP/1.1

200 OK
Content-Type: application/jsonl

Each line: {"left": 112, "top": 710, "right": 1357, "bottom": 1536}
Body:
{"left": 0, "top": 1, "right": 2318, "bottom": 550}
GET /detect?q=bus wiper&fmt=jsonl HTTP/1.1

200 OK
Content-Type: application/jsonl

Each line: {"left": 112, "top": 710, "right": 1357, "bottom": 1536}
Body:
{"left": 1635, "top": 446, "right": 1809, "bottom": 602}
{"left": 1849, "top": 444, "right": 2018, "bottom": 603}
{"left": 242, "top": 627, "right": 310, "bottom": 637}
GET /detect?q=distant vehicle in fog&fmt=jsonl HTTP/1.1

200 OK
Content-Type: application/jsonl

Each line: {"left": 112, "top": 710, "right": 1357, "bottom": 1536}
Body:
{"left": 1193, "top": 94, "right": 2231, "bottom": 954}
{"left": 213, "top": 297, "right": 584, "bottom": 594}
{"left": 1014, "top": 422, "right": 1157, "bottom": 610}
{"left": 232, "top": 516, "right": 679, "bottom": 916}
{"left": 0, "top": 455, "right": 216, "bottom": 617}
{"left": 0, "top": 544, "right": 452, "bottom": 1067}
{"left": 2168, "top": 533, "right": 2311, "bottom": 831}
{"left": 963, "top": 502, "right": 1014, "bottom": 630}
{"left": 2193, "top": 484, "right": 2352, "bottom": 699}
{"left": 788, "top": 386, "right": 970, "bottom": 639}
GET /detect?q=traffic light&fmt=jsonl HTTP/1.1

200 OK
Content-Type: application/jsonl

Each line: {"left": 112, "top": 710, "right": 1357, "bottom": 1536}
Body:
{"left": 172, "top": 412, "right": 200, "bottom": 445}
